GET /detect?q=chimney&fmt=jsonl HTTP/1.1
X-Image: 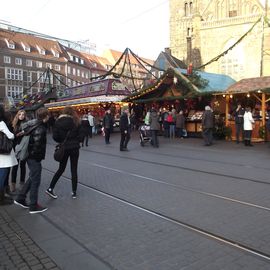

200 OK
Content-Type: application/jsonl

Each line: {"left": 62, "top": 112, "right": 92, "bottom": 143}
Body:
{"left": 164, "top": 47, "right": 171, "bottom": 55}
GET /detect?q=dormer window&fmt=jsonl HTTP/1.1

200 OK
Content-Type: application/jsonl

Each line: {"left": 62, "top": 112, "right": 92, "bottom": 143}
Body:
{"left": 21, "top": 42, "right": 30, "bottom": 52}
{"left": 36, "top": 45, "right": 46, "bottom": 55}
{"left": 80, "top": 59, "right": 84, "bottom": 65}
{"left": 92, "top": 62, "right": 97, "bottom": 68}
{"left": 51, "top": 49, "right": 59, "bottom": 58}
{"left": 5, "top": 39, "right": 15, "bottom": 49}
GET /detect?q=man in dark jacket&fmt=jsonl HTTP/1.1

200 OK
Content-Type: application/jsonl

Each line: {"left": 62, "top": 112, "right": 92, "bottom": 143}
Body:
{"left": 14, "top": 108, "right": 49, "bottom": 214}
{"left": 119, "top": 108, "right": 130, "bottom": 151}
{"left": 149, "top": 108, "right": 159, "bottom": 148}
{"left": 103, "top": 109, "right": 114, "bottom": 144}
{"left": 234, "top": 103, "right": 245, "bottom": 144}
{"left": 202, "top": 105, "right": 214, "bottom": 146}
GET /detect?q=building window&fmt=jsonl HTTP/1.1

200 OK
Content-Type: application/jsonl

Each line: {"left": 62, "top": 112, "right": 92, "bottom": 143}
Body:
{"left": 21, "top": 42, "right": 31, "bottom": 52}
{"left": 51, "top": 49, "right": 59, "bottom": 58}
{"left": 67, "top": 78, "right": 71, "bottom": 86}
{"left": 27, "top": 71, "right": 32, "bottom": 82}
{"left": 26, "top": 60, "right": 33, "bottom": 67}
{"left": 6, "top": 68, "right": 23, "bottom": 80}
{"left": 67, "top": 66, "right": 71, "bottom": 74}
{"left": 80, "top": 59, "right": 84, "bottom": 65}
{"left": 15, "top": 58, "right": 22, "bottom": 65}
{"left": 82, "top": 71, "right": 85, "bottom": 78}
{"left": 229, "top": 10, "right": 237, "bottom": 17}
{"left": 4, "top": 56, "right": 11, "bottom": 64}
{"left": 55, "top": 64, "right": 61, "bottom": 71}
{"left": 7, "top": 86, "right": 23, "bottom": 98}
{"left": 73, "top": 68, "right": 76, "bottom": 75}
{"left": 184, "top": 3, "right": 188, "bottom": 16}
{"left": 77, "top": 69, "right": 80, "bottom": 76}
{"left": 46, "top": 63, "right": 52, "bottom": 69}
{"left": 85, "top": 73, "right": 89, "bottom": 79}
{"left": 92, "top": 62, "right": 97, "bottom": 68}
{"left": 36, "top": 61, "right": 43, "bottom": 68}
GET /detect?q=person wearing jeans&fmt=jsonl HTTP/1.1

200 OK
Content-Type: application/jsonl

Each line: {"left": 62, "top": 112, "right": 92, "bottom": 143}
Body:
{"left": 14, "top": 108, "right": 49, "bottom": 214}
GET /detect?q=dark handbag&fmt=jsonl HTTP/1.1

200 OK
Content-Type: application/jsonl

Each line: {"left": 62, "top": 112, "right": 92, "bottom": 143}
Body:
{"left": 54, "top": 131, "right": 70, "bottom": 162}
{"left": 0, "top": 132, "right": 13, "bottom": 154}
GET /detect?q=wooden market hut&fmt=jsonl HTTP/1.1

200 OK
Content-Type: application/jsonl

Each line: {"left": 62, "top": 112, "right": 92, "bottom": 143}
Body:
{"left": 224, "top": 76, "right": 270, "bottom": 141}
{"left": 124, "top": 68, "right": 236, "bottom": 136}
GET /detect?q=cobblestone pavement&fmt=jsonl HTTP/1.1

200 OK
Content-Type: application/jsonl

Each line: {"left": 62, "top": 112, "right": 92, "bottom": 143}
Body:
{"left": 0, "top": 208, "right": 59, "bottom": 270}
{"left": 2, "top": 134, "right": 270, "bottom": 269}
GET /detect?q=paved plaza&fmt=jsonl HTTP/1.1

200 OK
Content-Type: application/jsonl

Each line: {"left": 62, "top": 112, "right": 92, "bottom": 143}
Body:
{"left": 1, "top": 133, "right": 270, "bottom": 270}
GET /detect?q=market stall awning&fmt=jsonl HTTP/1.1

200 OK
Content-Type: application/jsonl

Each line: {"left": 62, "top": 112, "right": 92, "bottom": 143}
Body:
{"left": 45, "top": 95, "right": 127, "bottom": 108}
{"left": 226, "top": 76, "right": 270, "bottom": 94}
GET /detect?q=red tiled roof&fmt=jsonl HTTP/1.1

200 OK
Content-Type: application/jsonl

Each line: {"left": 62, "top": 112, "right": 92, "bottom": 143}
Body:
{"left": 0, "top": 29, "right": 66, "bottom": 62}
{"left": 227, "top": 76, "right": 270, "bottom": 93}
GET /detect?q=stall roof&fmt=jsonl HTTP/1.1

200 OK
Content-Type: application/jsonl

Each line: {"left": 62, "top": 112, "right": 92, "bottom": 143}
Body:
{"left": 226, "top": 76, "right": 270, "bottom": 94}
{"left": 177, "top": 68, "right": 236, "bottom": 92}
{"left": 123, "top": 68, "right": 199, "bottom": 103}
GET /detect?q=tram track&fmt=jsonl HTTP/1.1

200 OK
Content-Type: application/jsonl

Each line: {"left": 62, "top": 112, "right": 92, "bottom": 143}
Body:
{"left": 79, "top": 147, "right": 270, "bottom": 187}
{"left": 42, "top": 167, "right": 270, "bottom": 262}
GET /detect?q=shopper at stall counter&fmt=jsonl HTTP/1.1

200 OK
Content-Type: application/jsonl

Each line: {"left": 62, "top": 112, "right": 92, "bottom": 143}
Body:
{"left": 243, "top": 107, "right": 255, "bottom": 147}
{"left": 234, "top": 103, "right": 245, "bottom": 144}
{"left": 202, "top": 105, "right": 214, "bottom": 146}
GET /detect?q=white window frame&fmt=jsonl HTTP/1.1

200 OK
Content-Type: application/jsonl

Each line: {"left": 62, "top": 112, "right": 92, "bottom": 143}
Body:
{"left": 15, "top": 58, "right": 22, "bottom": 65}
{"left": 67, "top": 66, "right": 71, "bottom": 74}
{"left": 6, "top": 68, "right": 23, "bottom": 80}
{"left": 4, "top": 56, "right": 11, "bottom": 64}
{"left": 46, "top": 63, "right": 52, "bottom": 69}
{"left": 72, "top": 68, "right": 76, "bottom": 75}
{"left": 26, "top": 59, "right": 33, "bottom": 67}
{"left": 55, "top": 64, "right": 61, "bottom": 71}
{"left": 36, "top": 61, "right": 43, "bottom": 68}
{"left": 77, "top": 69, "right": 80, "bottom": 76}
{"left": 27, "top": 71, "right": 32, "bottom": 82}
{"left": 7, "top": 86, "right": 23, "bottom": 98}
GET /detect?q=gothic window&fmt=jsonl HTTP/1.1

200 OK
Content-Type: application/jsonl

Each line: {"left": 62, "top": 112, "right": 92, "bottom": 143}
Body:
{"left": 229, "top": 0, "right": 237, "bottom": 17}
{"left": 251, "top": 5, "right": 259, "bottom": 14}
{"left": 184, "top": 3, "right": 188, "bottom": 16}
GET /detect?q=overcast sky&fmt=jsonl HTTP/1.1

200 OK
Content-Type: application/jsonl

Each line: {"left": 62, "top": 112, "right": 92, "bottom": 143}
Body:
{"left": 0, "top": 0, "right": 169, "bottom": 60}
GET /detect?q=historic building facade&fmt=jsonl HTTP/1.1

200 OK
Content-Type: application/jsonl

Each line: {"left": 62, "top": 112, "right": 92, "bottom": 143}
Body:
{"left": 169, "top": 0, "right": 270, "bottom": 80}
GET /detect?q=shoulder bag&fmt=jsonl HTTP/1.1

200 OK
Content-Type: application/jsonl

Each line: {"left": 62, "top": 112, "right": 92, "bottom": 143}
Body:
{"left": 54, "top": 131, "right": 71, "bottom": 162}
{"left": 0, "top": 132, "right": 13, "bottom": 154}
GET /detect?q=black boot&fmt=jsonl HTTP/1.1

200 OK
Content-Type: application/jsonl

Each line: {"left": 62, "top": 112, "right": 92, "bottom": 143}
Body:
{"left": 244, "top": 140, "right": 248, "bottom": 146}
{"left": 0, "top": 190, "right": 13, "bottom": 205}
{"left": 248, "top": 140, "right": 254, "bottom": 147}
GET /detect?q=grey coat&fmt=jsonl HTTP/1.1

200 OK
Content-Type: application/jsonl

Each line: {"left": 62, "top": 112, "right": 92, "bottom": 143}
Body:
{"left": 176, "top": 114, "right": 185, "bottom": 128}
{"left": 149, "top": 111, "right": 159, "bottom": 130}
{"left": 202, "top": 110, "right": 214, "bottom": 129}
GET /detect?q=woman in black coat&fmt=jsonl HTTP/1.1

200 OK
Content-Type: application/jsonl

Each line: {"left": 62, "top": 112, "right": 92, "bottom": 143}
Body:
{"left": 46, "top": 107, "right": 82, "bottom": 199}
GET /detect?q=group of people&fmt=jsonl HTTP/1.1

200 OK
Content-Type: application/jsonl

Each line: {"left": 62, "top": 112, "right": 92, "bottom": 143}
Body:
{"left": 102, "top": 108, "right": 131, "bottom": 151}
{"left": 0, "top": 105, "right": 83, "bottom": 213}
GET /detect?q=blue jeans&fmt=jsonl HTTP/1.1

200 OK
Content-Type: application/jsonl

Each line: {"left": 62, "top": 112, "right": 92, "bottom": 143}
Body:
{"left": 17, "top": 159, "right": 42, "bottom": 207}
{"left": 0, "top": 168, "right": 9, "bottom": 188}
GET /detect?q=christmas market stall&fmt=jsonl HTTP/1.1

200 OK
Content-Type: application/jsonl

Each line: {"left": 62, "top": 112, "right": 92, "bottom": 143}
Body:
{"left": 124, "top": 68, "right": 235, "bottom": 137}
{"left": 44, "top": 78, "right": 131, "bottom": 127}
{"left": 222, "top": 76, "right": 270, "bottom": 142}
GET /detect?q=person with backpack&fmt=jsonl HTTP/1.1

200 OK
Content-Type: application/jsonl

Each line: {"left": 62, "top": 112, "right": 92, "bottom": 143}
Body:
{"left": 14, "top": 108, "right": 49, "bottom": 214}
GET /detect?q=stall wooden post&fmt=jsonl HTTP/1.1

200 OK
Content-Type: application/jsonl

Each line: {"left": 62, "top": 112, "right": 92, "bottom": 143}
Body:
{"left": 225, "top": 95, "right": 229, "bottom": 126}
{"left": 262, "top": 92, "right": 266, "bottom": 126}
